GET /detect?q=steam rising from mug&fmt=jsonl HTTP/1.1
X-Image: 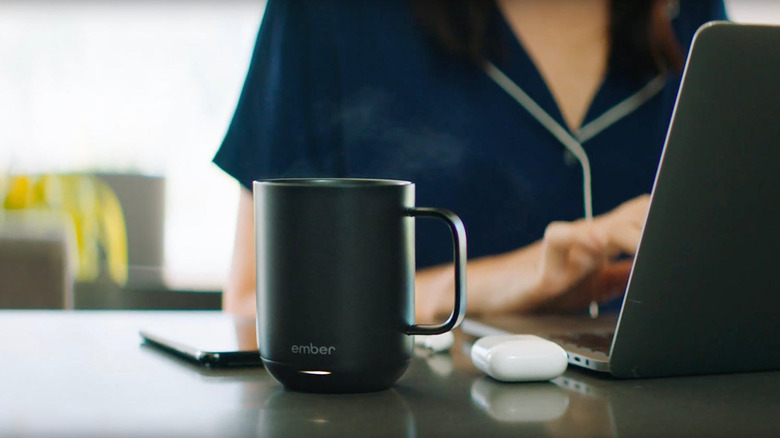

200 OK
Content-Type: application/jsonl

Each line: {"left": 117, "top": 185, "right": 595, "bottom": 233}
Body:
{"left": 254, "top": 178, "right": 466, "bottom": 393}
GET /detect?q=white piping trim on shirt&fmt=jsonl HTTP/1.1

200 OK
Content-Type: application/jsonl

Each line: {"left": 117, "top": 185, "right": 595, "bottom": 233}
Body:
{"left": 484, "top": 61, "right": 666, "bottom": 221}
{"left": 577, "top": 74, "right": 667, "bottom": 143}
{"left": 485, "top": 61, "right": 594, "bottom": 220}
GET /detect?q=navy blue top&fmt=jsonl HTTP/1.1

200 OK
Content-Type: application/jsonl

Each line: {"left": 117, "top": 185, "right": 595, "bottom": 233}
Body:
{"left": 214, "top": 0, "right": 727, "bottom": 268}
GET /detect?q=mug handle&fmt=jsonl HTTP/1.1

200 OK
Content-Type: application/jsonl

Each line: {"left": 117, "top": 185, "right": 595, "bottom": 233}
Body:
{"left": 405, "top": 207, "right": 467, "bottom": 336}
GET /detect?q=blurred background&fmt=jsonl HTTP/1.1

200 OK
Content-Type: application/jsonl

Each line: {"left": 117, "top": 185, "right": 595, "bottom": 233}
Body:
{"left": 1, "top": 0, "right": 778, "bottom": 308}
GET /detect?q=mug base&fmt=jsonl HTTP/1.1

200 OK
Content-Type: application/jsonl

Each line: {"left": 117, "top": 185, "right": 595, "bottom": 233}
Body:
{"left": 262, "top": 358, "right": 410, "bottom": 393}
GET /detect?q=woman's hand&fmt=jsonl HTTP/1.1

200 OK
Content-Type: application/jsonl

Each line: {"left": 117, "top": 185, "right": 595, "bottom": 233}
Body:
{"left": 528, "top": 194, "right": 650, "bottom": 313}
{"left": 415, "top": 194, "right": 651, "bottom": 320}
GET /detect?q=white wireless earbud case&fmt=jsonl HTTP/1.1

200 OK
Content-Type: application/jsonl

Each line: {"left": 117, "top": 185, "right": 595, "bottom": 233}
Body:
{"left": 471, "top": 335, "right": 568, "bottom": 382}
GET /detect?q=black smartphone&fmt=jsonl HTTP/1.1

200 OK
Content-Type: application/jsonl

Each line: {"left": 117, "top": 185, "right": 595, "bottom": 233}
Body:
{"left": 139, "top": 316, "right": 262, "bottom": 368}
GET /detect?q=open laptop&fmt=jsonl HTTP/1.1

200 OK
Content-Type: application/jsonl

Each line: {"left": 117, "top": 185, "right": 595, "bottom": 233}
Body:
{"left": 462, "top": 22, "right": 780, "bottom": 378}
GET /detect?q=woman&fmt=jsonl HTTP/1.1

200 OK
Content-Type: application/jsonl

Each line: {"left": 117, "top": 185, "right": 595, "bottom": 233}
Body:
{"left": 214, "top": 0, "right": 727, "bottom": 320}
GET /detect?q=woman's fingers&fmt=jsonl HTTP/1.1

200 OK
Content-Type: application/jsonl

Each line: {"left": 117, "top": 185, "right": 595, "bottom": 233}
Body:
{"left": 542, "top": 222, "right": 594, "bottom": 271}
{"left": 590, "top": 259, "right": 633, "bottom": 301}
{"left": 532, "top": 194, "right": 651, "bottom": 312}
{"left": 533, "top": 258, "right": 634, "bottom": 313}
{"left": 596, "top": 194, "right": 650, "bottom": 256}
{"left": 537, "top": 220, "right": 605, "bottom": 295}
{"left": 600, "top": 219, "right": 644, "bottom": 256}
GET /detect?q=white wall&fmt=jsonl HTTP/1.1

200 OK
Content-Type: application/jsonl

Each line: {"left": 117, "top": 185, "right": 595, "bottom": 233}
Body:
{"left": 0, "top": 1, "right": 265, "bottom": 289}
{"left": 726, "top": 0, "right": 780, "bottom": 24}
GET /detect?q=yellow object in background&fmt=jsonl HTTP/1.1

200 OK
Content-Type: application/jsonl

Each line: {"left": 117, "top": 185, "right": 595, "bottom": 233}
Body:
{"left": 1, "top": 174, "right": 128, "bottom": 286}
{"left": 4, "top": 175, "right": 34, "bottom": 209}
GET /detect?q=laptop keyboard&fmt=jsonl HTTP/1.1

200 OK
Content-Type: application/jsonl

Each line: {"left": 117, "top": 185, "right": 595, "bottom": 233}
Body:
{"left": 550, "top": 331, "right": 614, "bottom": 355}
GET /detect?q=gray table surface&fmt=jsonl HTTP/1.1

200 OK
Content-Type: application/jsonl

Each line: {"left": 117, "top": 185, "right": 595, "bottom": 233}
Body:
{"left": 2, "top": 310, "right": 778, "bottom": 437}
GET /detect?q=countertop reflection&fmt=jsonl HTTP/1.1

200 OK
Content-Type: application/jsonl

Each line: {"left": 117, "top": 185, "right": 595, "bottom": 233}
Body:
{"left": 1, "top": 311, "right": 779, "bottom": 438}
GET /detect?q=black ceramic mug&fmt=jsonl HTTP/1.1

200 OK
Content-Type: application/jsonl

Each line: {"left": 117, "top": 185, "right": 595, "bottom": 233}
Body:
{"left": 254, "top": 178, "right": 466, "bottom": 393}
